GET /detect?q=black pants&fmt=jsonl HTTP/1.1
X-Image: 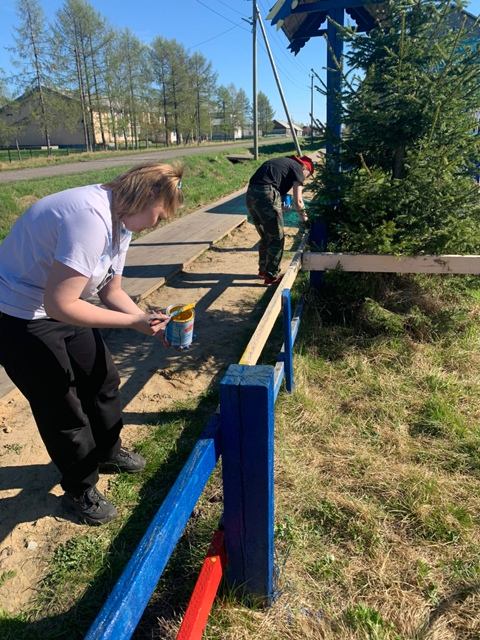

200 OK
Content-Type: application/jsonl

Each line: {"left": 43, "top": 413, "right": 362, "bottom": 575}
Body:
{"left": 0, "top": 313, "right": 123, "bottom": 494}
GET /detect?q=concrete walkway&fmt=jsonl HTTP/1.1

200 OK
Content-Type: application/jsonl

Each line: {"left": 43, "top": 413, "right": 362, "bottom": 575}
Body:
{"left": 0, "top": 188, "right": 249, "bottom": 398}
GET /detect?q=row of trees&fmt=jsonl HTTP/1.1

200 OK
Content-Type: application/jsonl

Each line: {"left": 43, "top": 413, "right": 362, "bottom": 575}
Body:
{"left": 0, "top": 0, "right": 276, "bottom": 151}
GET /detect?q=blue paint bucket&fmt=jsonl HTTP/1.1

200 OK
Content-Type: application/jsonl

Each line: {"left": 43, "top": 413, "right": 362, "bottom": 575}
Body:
{"left": 166, "top": 304, "right": 195, "bottom": 349}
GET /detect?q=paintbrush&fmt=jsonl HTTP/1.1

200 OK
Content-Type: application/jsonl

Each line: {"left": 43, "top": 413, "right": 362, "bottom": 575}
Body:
{"left": 168, "top": 302, "right": 196, "bottom": 318}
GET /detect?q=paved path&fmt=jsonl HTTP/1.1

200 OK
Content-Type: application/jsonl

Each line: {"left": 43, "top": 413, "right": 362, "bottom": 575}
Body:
{"left": 0, "top": 139, "right": 277, "bottom": 184}
{"left": 0, "top": 187, "right": 249, "bottom": 398}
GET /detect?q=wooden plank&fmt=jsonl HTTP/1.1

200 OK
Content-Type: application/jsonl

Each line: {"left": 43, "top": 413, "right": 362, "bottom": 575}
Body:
{"left": 281, "top": 290, "right": 294, "bottom": 393}
{"left": 219, "top": 365, "right": 275, "bottom": 606}
{"left": 84, "top": 416, "right": 221, "bottom": 640}
{"left": 226, "top": 154, "right": 254, "bottom": 164}
{"left": 176, "top": 530, "right": 227, "bottom": 640}
{"left": 302, "top": 252, "right": 480, "bottom": 274}
{"left": 123, "top": 207, "right": 247, "bottom": 301}
{"left": 239, "top": 233, "right": 309, "bottom": 366}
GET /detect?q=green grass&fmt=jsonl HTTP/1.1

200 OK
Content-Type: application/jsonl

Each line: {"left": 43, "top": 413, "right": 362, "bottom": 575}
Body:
{"left": 0, "top": 140, "right": 323, "bottom": 241}
{"left": 183, "top": 272, "right": 480, "bottom": 640}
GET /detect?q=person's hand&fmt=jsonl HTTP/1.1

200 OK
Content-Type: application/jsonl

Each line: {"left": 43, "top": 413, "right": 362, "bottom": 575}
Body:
{"left": 156, "top": 330, "right": 171, "bottom": 348}
{"left": 296, "top": 208, "right": 308, "bottom": 223}
{"left": 148, "top": 310, "right": 172, "bottom": 347}
{"left": 133, "top": 312, "right": 170, "bottom": 336}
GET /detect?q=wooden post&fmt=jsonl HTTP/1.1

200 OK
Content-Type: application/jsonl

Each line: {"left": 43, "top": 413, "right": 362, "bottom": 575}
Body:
{"left": 219, "top": 364, "right": 275, "bottom": 606}
{"left": 326, "top": 7, "right": 344, "bottom": 156}
{"left": 309, "top": 220, "right": 328, "bottom": 290}
{"left": 309, "top": 7, "right": 344, "bottom": 291}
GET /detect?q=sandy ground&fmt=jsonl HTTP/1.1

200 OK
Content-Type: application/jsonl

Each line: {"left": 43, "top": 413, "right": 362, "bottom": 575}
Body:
{"left": 0, "top": 219, "right": 302, "bottom": 615}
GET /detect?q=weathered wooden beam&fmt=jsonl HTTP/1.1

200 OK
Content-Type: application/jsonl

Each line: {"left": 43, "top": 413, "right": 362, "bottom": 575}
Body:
{"left": 239, "top": 233, "right": 309, "bottom": 366}
{"left": 302, "top": 252, "right": 480, "bottom": 274}
{"left": 84, "top": 417, "right": 221, "bottom": 640}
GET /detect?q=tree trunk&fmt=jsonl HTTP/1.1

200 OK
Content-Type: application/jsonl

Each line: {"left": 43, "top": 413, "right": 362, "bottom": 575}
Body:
{"left": 392, "top": 144, "right": 406, "bottom": 180}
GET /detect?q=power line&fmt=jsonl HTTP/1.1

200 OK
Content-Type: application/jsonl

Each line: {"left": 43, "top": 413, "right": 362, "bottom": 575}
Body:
{"left": 257, "top": 38, "right": 309, "bottom": 93}
{"left": 212, "top": 0, "right": 249, "bottom": 18}
{"left": 194, "top": 0, "right": 250, "bottom": 32}
{"left": 189, "top": 26, "right": 239, "bottom": 51}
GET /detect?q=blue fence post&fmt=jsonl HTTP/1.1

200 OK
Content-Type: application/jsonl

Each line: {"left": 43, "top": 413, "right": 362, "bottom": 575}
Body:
{"left": 219, "top": 364, "right": 275, "bottom": 607}
{"left": 282, "top": 290, "right": 294, "bottom": 393}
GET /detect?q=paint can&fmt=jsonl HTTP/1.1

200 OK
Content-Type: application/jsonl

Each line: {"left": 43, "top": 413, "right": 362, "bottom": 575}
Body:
{"left": 166, "top": 303, "right": 195, "bottom": 349}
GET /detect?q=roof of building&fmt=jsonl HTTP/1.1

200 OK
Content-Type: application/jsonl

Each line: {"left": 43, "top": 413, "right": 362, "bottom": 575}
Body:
{"left": 272, "top": 119, "right": 303, "bottom": 131}
{"left": 267, "top": 0, "right": 480, "bottom": 55}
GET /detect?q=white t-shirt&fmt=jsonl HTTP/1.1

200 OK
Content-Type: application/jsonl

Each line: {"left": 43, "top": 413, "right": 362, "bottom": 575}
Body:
{"left": 0, "top": 184, "right": 132, "bottom": 320}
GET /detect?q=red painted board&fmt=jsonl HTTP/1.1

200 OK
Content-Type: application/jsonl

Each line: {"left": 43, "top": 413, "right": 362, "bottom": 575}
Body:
{"left": 177, "top": 530, "right": 227, "bottom": 640}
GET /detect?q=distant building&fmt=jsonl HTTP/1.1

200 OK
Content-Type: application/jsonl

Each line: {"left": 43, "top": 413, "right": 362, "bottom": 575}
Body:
{"left": 270, "top": 119, "right": 303, "bottom": 137}
{"left": 211, "top": 118, "right": 243, "bottom": 140}
{"left": 0, "top": 86, "right": 85, "bottom": 148}
{"left": 0, "top": 86, "right": 177, "bottom": 149}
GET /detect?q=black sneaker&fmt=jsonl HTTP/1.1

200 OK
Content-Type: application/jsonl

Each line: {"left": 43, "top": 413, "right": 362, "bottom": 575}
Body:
{"left": 63, "top": 486, "right": 118, "bottom": 525}
{"left": 98, "top": 447, "right": 146, "bottom": 474}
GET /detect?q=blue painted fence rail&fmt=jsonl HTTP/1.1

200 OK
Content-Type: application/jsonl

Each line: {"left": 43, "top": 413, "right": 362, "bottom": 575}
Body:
{"left": 84, "top": 415, "right": 221, "bottom": 640}
{"left": 85, "top": 278, "right": 307, "bottom": 637}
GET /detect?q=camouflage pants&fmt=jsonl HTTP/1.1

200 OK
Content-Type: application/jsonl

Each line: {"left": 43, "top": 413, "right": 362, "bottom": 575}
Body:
{"left": 246, "top": 184, "right": 284, "bottom": 279}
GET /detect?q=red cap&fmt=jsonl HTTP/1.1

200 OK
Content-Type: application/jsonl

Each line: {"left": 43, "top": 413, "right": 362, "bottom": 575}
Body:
{"left": 289, "top": 155, "right": 314, "bottom": 175}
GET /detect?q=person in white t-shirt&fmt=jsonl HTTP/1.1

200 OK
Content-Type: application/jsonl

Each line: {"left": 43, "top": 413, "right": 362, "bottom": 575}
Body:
{"left": 0, "top": 162, "right": 184, "bottom": 525}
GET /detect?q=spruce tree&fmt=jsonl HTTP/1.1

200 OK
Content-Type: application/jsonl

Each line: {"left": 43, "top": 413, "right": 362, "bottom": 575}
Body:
{"left": 315, "top": 0, "right": 480, "bottom": 255}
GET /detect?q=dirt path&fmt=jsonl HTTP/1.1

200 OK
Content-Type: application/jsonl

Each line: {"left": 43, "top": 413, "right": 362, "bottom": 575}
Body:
{"left": 0, "top": 219, "right": 302, "bottom": 615}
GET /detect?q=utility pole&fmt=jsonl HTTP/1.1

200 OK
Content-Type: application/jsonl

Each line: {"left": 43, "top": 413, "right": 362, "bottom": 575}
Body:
{"left": 256, "top": 5, "right": 302, "bottom": 156}
{"left": 310, "top": 70, "right": 314, "bottom": 145}
{"left": 310, "top": 69, "right": 315, "bottom": 144}
{"left": 253, "top": 1, "right": 258, "bottom": 159}
{"left": 242, "top": 3, "right": 258, "bottom": 159}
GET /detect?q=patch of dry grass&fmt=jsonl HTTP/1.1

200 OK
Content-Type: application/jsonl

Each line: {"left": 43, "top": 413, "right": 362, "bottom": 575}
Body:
{"left": 200, "top": 275, "right": 480, "bottom": 640}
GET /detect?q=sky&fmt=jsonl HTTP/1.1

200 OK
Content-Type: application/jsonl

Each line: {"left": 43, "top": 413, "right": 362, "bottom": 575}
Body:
{"left": 1, "top": 0, "right": 480, "bottom": 128}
